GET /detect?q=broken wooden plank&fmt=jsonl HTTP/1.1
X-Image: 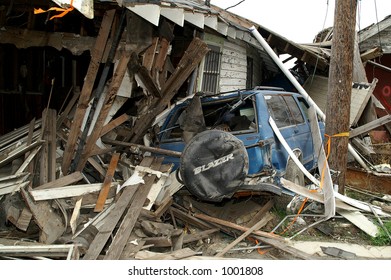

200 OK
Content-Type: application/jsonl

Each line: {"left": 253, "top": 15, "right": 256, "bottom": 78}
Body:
{"left": 82, "top": 157, "right": 154, "bottom": 260}
{"left": 0, "top": 243, "right": 79, "bottom": 260}
{"left": 0, "top": 140, "right": 44, "bottom": 168}
{"left": 127, "top": 37, "right": 209, "bottom": 143}
{"left": 280, "top": 178, "right": 357, "bottom": 211}
{"left": 56, "top": 88, "right": 80, "bottom": 128}
{"left": 337, "top": 209, "right": 379, "bottom": 237}
{"left": 29, "top": 182, "right": 119, "bottom": 201}
{"left": 120, "top": 234, "right": 146, "bottom": 260}
{"left": 216, "top": 212, "right": 274, "bottom": 257}
{"left": 94, "top": 153, "right": 120, "bottom": 212}
{"left": 349, "top": 114, "right": 391, "bottom": 138}
{"left": 15, "top": 207, "right": 33, "bottom": 231}
{"left": 34, "top": 171, "right": 83, "bottom": 190}
{"left": 170, "top": 206, "right": 214, "bottom": 230}
{"left": 153, "top": 196, "right": 173, "bottom": 218}
{"left": 194, "top": 213, "right": 281, "bottom": 240}
{"left": 76, "top": 52, "right": 131, "bottom": 172}
{"left": 0, "top": 181, "right": 29, "bottom": 196}
{"left": 99, "top": 113, "right": 131, "bottom": 137}
{"left": 61, "top": 9, "right": 116, "bottom": 174}
{"left": 20, "top": 187, "right": 66, "bottom": 244}
{"left": 39, "top": 108, "right": 57, "bottom": 184}
{"left": 15, "top": 146, "right": 41, "bottom": 174}
{"left": 182, "top": 228, "right": 220, "bottom": 244}
{"left": 102, "top": 138, "right": 182, "bottom": 157}
{"left": 103, "top": 157, "right": 163, "bottom": 260}
{"left": 308, "top": 106, "right": 335, "bottom": 219}
{"left": 247, "top": 199, "right": 274, "bottom": 227}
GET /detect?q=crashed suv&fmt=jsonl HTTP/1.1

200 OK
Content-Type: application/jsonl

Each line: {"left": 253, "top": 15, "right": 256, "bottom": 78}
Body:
{"left": 152, "top": 87, "right": 324, "bottom": 202}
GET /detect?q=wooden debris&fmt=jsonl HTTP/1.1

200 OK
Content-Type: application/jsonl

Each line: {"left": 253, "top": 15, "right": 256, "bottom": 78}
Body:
{"left": 94, "top": 153, "right": 120, "bottom": 212}
{"left": 20, "top": 187, "right": 66, "bottom": 244}
{"left": 61, "top": 9, "right": 116, "bottom": 175}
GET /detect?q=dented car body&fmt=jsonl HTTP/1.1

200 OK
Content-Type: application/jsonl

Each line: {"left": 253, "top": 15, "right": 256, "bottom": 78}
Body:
{"left": 153, "top": 87, "right": 324, "bottom": 202}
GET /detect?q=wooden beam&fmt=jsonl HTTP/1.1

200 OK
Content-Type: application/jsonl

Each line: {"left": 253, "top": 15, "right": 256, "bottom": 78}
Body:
{"left": 349, "top": 114, "right": 391, "bottom": 138}
{"left": 142, "top": 37, "right": 159, "bottom": 71}
{"left": 82, "top": 157, "right": 154, "bottom": 260}
{"left": 127, "top": 37, "right": 209, "bottom": 143}
{"left": 20, "top": 187, "right": 66, "bottom": 244}
{"left": 61, "top": 9, "right": 116, "bottom": 175}
{"left": 29, "top": 182, "right": 118, "bottom": 201}
{"left": 99, "top": 113, "right": 131, "bottom": 137}
{"left": 103, "top": 157, "right": 163, "bottom": 259}
{"left": 34, "top": 171, "right": 83, "bottom": 190}
{"left": 76, "top": 52, "right": 131, "bottom": 172}
{"left": 94, "top": 153, "right": 120, "bottom": 212}
{"left": 215, "top": 212, "right": 273, "bottom": 257}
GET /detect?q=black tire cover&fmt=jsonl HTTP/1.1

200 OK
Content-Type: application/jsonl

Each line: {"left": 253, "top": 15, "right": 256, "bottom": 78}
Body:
{"left": 179, "top": 130, "right": 249, "bottom": 202}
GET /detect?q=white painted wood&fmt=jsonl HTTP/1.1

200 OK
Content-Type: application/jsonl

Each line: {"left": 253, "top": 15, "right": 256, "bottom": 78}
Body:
{"left": 350, "top": 79, "right": 378, "bottom": 126}
{"left": 161, "top": 7, "right": 184, "bottom": 26}
{"left": 280, "top": 178, "right": 356, "bottom": 211}
{"left": 217, "top": 22, "right": 228, "bottom": 36}
{"left": 308, "top": 106, "right": 335, "bottom": 218}
{"left": 184, "top": 12, "right": 204, "bottom": 29}
{"left": 15, "top": 146, "right": 41, "bottom": 174}
{"left": 30, "top": 182, "right": 119, "bottom": 201}
{"left": 144, "top": 175, "right": 168, "bottom": 210}
{"left": 219, "top": 41, "right": 247, "bottom": 91}
{"left": 227, "top": 27, "right": 237, "bottom": 39}
{"left": 337, "top": 209, "right": 379, "bottom": 237}
{"left": 117, "top": 67, "right": 133, "bottom": 98}
{"left": 0, "top": 181, "right": 29, "bottom": 196}
{"left": 127, "top": 5, "right": 161, "bottom": 26}
{"left": 204, "top": 15, "right": 218, "bottom": 30}
{"left": 70, "top": 197, "right": 82, "bottom": 234}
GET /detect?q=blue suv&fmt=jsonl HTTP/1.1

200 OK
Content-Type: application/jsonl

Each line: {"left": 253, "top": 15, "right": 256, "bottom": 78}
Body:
{"left": 152, "top": 87, "right": 323, "bottom": 202}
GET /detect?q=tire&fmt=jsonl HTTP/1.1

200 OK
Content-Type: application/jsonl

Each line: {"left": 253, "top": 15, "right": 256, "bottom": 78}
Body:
{"left": 179, "top": 130, "right": 249, "bottom": 202}
{"left": 284, "top": 156, "right": 305, "bottom": 186}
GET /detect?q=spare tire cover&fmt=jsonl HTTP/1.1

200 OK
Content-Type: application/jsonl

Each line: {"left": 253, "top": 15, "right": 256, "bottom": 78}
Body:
{"left": 180, "top": 130, "right": 249, "bottom": 202}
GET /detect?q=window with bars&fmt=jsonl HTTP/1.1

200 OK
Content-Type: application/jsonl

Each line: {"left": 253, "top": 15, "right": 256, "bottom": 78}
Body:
{"left": 201, "top": 45, "right": 221, "bottom": 94}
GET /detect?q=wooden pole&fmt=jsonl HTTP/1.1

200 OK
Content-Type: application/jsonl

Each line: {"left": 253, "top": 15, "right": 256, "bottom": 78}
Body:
{"left": 326, "top": 0, "right": 357, "bottom": 194}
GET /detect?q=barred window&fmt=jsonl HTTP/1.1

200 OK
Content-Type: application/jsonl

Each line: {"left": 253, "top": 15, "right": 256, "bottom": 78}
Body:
{"left": 201, "top": 45, "right": 221, "bottom": 94}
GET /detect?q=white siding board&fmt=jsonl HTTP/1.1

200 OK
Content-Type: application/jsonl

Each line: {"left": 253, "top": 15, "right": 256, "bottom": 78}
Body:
{"left": 219, "top": 41, "right": 247, "bottom": 92}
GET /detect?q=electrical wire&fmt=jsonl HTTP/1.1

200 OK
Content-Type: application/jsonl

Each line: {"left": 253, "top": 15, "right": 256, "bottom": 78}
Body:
{"left": 307, "top": 0, "right": 331, "bottom": 90}
{"left": 373, "top": 0, "right": 383, "bottom": 51}
{"left": 225, "top": 0, "right": 246, "bottom": 11}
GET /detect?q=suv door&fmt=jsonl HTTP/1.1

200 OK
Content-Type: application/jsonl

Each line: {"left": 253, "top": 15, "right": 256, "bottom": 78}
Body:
{"left": 264, "top": 94, "right": 315, "bottom": 171}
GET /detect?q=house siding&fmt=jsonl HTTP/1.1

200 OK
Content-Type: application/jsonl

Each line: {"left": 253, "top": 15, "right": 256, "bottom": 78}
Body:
{"left": 220, "top": 41, "right": 247, "bottom": 92}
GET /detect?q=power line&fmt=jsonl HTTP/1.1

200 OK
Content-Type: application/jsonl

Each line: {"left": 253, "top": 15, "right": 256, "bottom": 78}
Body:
{"left": 225, "top": 0, "right": 246, "bottom": 11}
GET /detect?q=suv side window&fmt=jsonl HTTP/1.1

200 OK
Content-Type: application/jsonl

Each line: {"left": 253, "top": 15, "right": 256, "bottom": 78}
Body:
{"left": 265, "top": 95, "right": 306, "bottom": 128}
{"left": 265, "top": 95, "right": 293, "bottom": 128}
{"left": 283, "top": 95, "right": 305, "bottom": 124}
{"left": 297, "top": 97, "right": 310, "bottom": 120}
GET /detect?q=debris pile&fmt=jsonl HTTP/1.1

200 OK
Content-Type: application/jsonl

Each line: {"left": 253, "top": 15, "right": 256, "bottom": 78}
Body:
{"left": 1, "top": 7, "right": 391, "bottom": 261}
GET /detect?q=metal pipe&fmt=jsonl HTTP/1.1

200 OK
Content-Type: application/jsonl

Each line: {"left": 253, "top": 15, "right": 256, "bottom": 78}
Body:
{"left": 249, "top": 26, "right": 370, "bottom": 171}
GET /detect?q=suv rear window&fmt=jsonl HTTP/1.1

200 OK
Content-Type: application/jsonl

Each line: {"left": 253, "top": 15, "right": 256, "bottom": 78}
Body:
{"left": 159, "top": 95, "right": 257, "bottom": 141}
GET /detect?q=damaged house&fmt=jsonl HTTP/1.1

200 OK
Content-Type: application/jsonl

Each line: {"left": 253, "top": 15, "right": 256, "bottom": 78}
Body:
{"left": 0, "top": 0, "right": 390, "bottom": 260}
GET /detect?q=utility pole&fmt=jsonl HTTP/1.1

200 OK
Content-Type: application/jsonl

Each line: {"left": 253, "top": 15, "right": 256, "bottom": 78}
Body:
{"left": 326, "top": 0, "right": 357, "bottom": 194}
